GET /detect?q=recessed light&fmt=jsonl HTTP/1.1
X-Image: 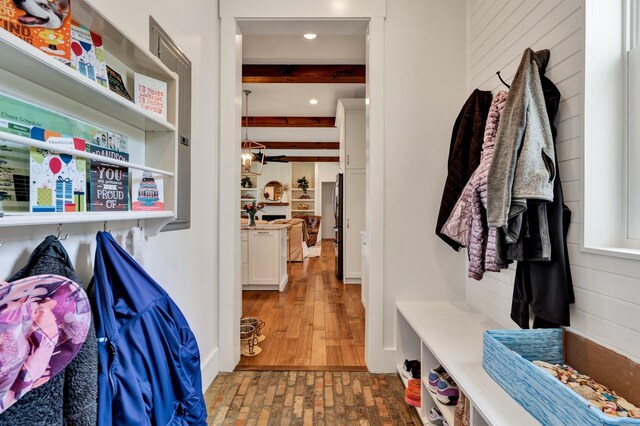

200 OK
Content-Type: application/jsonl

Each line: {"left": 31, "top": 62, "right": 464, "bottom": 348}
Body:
{"left": 304, "top": 33, "right": 317, "bottom": 40}
{"left": 309, "top": 99, "right": 319, "bottom": 105}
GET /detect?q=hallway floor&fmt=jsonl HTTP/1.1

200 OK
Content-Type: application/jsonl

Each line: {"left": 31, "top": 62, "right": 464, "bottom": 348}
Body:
{"left": 238, "top": 240, "right": 366, "bottom": 370}
{"left": 205, "top": 371, "right": 422, "bottom": 425}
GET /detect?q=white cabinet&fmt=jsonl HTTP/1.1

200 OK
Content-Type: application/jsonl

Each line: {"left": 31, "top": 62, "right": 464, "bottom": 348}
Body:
{"left": 336, "top": 99, "right": 366, "bottom": 171}
{"left": 242, "top": 226, "right": 288, "bottom": 291}
{"left": 344, "top": 169, "right": 366, "bottom": 282}
{"left": 361, "top": 231, "right": 368, "bottom": 309}
{"left": 336, "top": 99, "right": 366, "bottom": 284}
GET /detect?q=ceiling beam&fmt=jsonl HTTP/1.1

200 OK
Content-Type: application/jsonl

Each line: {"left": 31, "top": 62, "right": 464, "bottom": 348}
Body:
{"left": 279, "top": 156, "right": 339, "bottom": 163}
{"left": 243, "top": 64, "right": 366, "bottom": 83}
{"left": 244, "top": 117, "right": 335, "bottom": 127}
{"left": 242, "top": 141, "right": 339, "bottom": 150}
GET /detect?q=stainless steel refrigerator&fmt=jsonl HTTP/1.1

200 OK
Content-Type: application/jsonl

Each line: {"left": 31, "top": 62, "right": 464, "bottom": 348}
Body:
{"left": 333, "top": 173, "right": 344, "bottom": 280}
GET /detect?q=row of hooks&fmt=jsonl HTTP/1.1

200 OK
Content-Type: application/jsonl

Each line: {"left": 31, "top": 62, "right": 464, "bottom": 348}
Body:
{"left": 0, "top": 220, "right": 144, "bottom": 246}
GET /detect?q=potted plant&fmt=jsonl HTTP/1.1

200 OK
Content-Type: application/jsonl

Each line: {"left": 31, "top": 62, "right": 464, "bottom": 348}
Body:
{"left": 297, "top": 176, "right": 309, "bottom": 195}
{"left": 241, "top": 176, "right": 253, "bottom": 188}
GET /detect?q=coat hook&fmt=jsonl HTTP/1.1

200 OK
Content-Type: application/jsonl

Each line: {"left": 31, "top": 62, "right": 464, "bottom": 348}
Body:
{"left": 103, "top": 221, "right": 111, "bottom": 234}
{"left": 54, "top": 223, "right": 70, "bottom": 241}
{"left": 496, "top": 70, "right": 511, "bottom": 89}
{"left": 137, "top": 219, "right": 142, "bottom": 231}
{"left": 0, "top": 241, "right": 3, "bottom": 247}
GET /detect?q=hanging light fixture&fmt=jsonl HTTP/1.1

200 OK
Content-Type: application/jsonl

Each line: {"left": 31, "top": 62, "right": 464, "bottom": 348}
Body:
{"left": 241, "top": 90, "right": 266, "bottom": 176}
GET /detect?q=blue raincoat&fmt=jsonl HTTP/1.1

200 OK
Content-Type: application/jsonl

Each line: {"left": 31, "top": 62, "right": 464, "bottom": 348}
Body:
{"left": 89, "top": 232, "right": 207, "bottom": 425}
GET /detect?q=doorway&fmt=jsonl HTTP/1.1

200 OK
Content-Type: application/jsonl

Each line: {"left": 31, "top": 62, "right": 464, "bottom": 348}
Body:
{"left": 321, "top": 182, "right": 335, "bottom": 240}
{"left": 218, "top": 2, "right": 387, "bottom": 373}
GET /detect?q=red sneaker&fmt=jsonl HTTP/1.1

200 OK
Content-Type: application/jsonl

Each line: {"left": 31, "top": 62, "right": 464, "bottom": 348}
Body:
{"left": 405, "top": 378, "right": 421, "bottom": 407}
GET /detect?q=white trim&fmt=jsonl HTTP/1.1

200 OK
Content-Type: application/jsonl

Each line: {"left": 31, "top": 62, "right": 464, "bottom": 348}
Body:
{"left": 218, "top": 17, "right": 243, "bottom": 372}
{"left": 217, "top": 1, "right": 387, "bottom": 373}
{"left": 200, "top": 347, "right": 220, "bottom": 393}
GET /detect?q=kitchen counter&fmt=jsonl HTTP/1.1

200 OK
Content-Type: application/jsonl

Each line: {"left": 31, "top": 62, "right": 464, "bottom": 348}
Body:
{"left": 241, "top": 223, "right": 291, "bottom": 230}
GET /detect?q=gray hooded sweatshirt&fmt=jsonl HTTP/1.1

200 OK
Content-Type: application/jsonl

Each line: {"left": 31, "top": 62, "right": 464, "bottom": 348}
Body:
{"left": 487, "top": 48, "right": 556, "bottom": 228}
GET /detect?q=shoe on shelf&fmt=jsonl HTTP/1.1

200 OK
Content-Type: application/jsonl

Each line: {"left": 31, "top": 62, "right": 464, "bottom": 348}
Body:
{"left": 410, "top": 361, "right": 421, "bottom": 379}
{"left": 442, "top": 420, "right": 450, "bottom": 426}
{"left": 428, "top": 364, "right": 446, "bottom": 393}
{"left": 405, "top": 378, "right": 421, "bottom": 407}
{"left": 428, "top": 407, "right": 444, "bottom": 424}
{"left": 402, "top": 359, "right": 419, "bottom": 380}
{"left": 436, "top": 373, "right": 459, "bottom": 405}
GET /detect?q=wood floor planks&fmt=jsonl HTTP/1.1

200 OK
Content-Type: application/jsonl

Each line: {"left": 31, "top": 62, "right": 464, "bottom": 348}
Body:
{"left": 238, "top": 240, "right": 366, "bottom": 370}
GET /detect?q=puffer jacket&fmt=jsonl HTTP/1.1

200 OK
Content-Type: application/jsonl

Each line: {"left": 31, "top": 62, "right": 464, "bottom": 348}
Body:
{"left": 436, "top": 89, "right": 493, "bottom": 250}
{"left": 441, "top": 91, "right": 509, "bottom": 280}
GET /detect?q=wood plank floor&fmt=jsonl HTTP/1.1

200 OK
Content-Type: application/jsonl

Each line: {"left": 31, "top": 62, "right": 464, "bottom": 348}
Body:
{"left": 237, "top": 240, "right": 366, "bottom": 370}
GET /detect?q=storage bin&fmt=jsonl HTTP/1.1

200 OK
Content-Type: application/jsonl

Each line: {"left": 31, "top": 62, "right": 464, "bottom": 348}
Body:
{"left": 483, "top": 329, "right": 640, "bottom": 426}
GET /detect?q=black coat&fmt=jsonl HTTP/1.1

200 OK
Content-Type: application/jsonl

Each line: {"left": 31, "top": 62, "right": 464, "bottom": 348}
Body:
{"left": 436, "top": 89, "right": 493, "bottom": 250}
{"left": 0, "top": 236, "right": 98, "bottom": 426}
{"left": 509, "top": 51, "right": 575, "bottom": 328}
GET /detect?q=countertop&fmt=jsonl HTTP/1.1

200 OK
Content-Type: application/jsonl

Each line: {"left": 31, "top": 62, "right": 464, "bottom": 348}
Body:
{"left": 241, "top": 224, "right": 291, "bottom": 230}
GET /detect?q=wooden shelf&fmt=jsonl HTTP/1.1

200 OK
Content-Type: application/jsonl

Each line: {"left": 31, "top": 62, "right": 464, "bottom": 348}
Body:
{"left": 291, "top": 188, "right": 315, "bottom": 191}
{"left": 263, "top": 202, "right": 289, "bottom": 206}
{"left": 291, "top": 210, "right": 313, "bottom": 212}
{"left": 0, "top": 210, "right": 175, "bottom": 236}
{"left": 291, "top": 199, "right": 315, "bottom": 202}
{"left": 0, "top": 132, "right": 174, "bottom": 176}
{"left": 241, "top": 188, "right": 258, "bottom": 190}
{"left": 396, "top": 301, "right": 538, "bottom": 426}
{"left": 0, "top": 11, "right": 175, "bottom": 132}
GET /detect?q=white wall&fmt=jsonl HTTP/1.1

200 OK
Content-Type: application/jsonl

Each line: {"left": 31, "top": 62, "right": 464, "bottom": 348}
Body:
{"left": 383, "top": 0, "right": 468, "bottom": 349}
{"left": 0, "top": 0, "right": 220, "bottom": 390}
{"left": 466, "top": 0, "right": 640, "bottom": 362}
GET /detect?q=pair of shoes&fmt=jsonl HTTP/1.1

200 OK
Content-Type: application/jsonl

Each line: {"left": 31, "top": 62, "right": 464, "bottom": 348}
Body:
{"left": 436, "top": 373, "right": 459, "bottom": 405}
{"left": 405, "top": 378, "right": 421, "bottom": 407}
{"left": 429, "top": 407, "right": 444, "bottom": 424}
{"left": 402, "top": 359, "right": 421, "bottom": 379}
{"left": 428, "top": 365, "right": 459, "bottom": 405}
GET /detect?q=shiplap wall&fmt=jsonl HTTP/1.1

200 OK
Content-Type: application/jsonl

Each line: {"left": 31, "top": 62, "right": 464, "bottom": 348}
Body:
{"left": 465, "top": 0, "right": 640, "bottom": 362}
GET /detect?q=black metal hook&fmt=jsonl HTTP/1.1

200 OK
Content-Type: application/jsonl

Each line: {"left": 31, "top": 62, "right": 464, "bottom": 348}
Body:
{"left": 496, "top": 71, "right": 511, "bottom": 89}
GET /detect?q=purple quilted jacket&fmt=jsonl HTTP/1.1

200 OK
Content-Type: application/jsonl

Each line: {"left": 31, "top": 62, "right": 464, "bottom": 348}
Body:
{"left": 441, "top": 91, "right": 508, "bottom": 280}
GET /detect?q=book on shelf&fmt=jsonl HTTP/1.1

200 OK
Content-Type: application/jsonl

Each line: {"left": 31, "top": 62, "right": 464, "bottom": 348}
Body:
{"left": 131, "top": 170, "right": 164, "bottom": 211}
{"left": 70, "top": 22, "right": 108, "bottom": 88}
{"left": 134, "top": 73, "right": 167, "bottom": 120}
{"left": 29, "top": 128, "right": 86, "bottom": 213}
{"left": 87, "top": 145, "right": 128, "bottom": 211}
{"left": 0, "top": 120, "right": 30, "bottom": 213}
{"left": 0, "top": 0, "right": 72, "bottom": 64}
{"left": 106, "top": 65, "right": 133, "bottom": 102}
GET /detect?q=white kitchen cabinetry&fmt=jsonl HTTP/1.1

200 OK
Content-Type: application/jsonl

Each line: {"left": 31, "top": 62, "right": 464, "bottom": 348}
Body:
{"left": 242, "top": 225, "right": 288, "bottom": 291}
{"left": 337, "top": 99, "right": 366, "bottom": 171}
{"left": 336, "top": 99, "right": 366, "bottom": 284}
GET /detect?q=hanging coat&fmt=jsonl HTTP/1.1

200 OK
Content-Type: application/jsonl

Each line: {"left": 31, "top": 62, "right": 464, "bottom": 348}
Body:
{"left": 0, "top": 236, "right": 98, "bottom": 426}
{"left": 509, "top": 52, "right": 574, "bottom": 328}
{"left": 89, "top": 232, "right": 207, "bottom": 426}
{"left": 436, "top": 89, "right": 493, "bottom": 250}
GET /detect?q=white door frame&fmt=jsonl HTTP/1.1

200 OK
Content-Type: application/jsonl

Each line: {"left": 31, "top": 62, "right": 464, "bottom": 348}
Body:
{"left": 218, "top": 0, "right": 387, "bottom": 373}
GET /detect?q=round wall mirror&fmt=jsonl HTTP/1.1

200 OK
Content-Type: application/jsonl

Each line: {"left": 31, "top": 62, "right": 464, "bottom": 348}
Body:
{"left": 263, "top": 181, "right": 284, "bottom": 201}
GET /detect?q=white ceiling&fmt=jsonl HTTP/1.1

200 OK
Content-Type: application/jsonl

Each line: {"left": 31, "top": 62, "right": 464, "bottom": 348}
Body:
{"left": 237, "top": 20, "right": 369, "bottom": 36}
{"left": 243, "top": 84, "right": 365, "bottom": 116}
{"left": 240, "top": 19, "right": 366, "bottom": 158}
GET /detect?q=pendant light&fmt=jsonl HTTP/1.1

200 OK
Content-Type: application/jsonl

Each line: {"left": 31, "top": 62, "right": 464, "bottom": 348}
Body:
{"left": 241, "top": 90, "right": 266, "bottom": 176}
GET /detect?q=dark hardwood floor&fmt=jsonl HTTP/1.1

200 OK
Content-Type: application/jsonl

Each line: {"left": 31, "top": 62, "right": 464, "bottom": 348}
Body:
{"left": 237, "top": 239, "right": 366, "bottom": 370}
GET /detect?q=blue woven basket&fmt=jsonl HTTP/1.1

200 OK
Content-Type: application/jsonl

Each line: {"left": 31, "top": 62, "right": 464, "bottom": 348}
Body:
{"left": 483, "top": 329, "right": 640, "bottom": 426}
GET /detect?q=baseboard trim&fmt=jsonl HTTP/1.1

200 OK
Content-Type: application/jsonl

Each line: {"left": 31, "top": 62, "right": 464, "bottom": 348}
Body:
{"left": 200, "top": 346, "right": 220, "bottom": 392}
{"left": 235, "top": 365, "right": 368, "bottom": 372}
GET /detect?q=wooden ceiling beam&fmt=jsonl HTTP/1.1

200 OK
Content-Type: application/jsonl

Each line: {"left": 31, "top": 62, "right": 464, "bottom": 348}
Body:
{"left": 242, "top": 141, "right": 339, "bottom": 150}
{"left": 243, "top": 64, "right": 366, "bottom": 84}
{"left": 279, "top": 156, "right": 339, "bottom": 163}
{"left": 244, "top": 116, "right": 335, "bottom": 127}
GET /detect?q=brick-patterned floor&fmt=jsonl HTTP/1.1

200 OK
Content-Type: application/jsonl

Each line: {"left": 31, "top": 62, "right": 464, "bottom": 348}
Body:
{"left": 205, "top": 371, "right": 423, "bottom": 425}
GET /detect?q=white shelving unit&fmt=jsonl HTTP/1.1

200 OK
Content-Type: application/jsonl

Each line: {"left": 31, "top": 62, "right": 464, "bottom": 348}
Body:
{"left": 0, "top": 0, "right": 179, "bottom": 236}
{"left": 290, "top": 189, "right": 314, "bottom": 216}
{"left": 396, "top": 301, "right": 539, "bottom": 426}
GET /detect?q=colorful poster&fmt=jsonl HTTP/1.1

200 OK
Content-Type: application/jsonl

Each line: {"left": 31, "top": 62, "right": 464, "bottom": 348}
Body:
{"left": 0, "top": 0, "right": 72, "bottom": 64}
{"left": 88, "top": 144, "right": 128, "bottom": 211}
{"left": 70, "top": 23, "right": 108, "bottom": 88}
{"left": 29, "top": 128, "right": 86, "bottom": 213}
{"left": 134, "top": 73, "right": 167, "bottom": 119}
{"left": 0, "top": 119, "right": 30, "bottom": 212}
{"left": 131, "top": 170, "right": 164, "bottom": 211}
{"left": 0, "top": 91, "right": 109, "bottom": 144}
